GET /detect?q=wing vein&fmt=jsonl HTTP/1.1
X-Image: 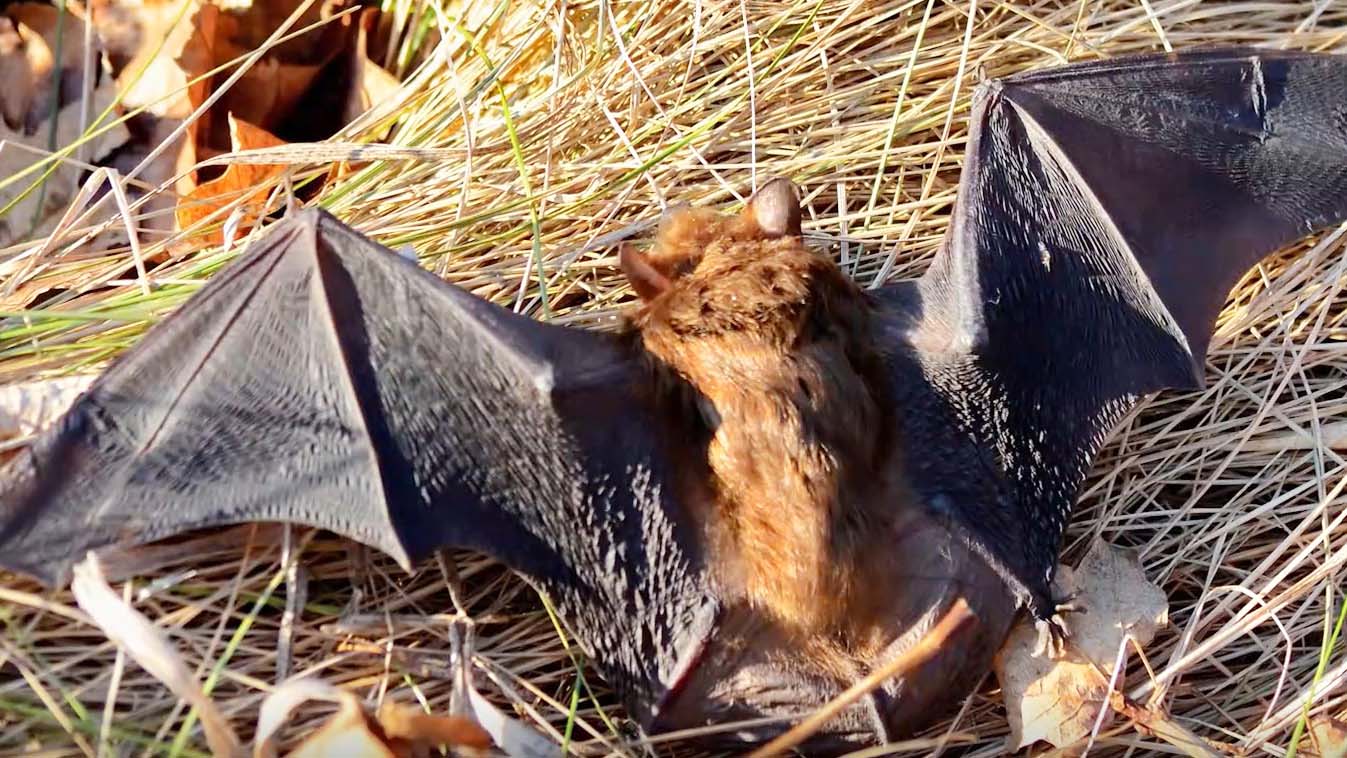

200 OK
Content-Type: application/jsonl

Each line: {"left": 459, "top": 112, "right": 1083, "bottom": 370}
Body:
{"left": 1009, "top": 98, "right": 1195, "bottom": 361}
{"left": 92, "top": 228, "right": 298, "bottom": 520}
{"left": 303, "top": 223, "right": 402, "bottom": 561}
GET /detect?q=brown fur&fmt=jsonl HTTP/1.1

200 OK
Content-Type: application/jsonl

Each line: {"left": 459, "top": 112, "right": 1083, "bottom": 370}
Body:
{"left": 627, "top": 202, "right": 902, "bottom": 637}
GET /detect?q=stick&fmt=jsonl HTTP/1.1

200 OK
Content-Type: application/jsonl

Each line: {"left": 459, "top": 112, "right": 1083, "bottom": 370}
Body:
{"left": 747, "top": 599, "right": 976, "bottom": 757}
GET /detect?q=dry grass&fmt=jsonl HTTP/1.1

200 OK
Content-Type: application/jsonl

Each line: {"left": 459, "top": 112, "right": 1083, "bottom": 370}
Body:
{"left": 2, "top": 0, "right": 1347, "bottom": 755}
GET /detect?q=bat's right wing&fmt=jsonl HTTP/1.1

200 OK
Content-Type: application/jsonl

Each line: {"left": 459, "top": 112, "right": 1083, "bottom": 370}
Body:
{"left": 0, "top": 210, "right": 712, "bottom": 716}
{"left": 876, "top": 48, "right": 1347, "bottom": 631}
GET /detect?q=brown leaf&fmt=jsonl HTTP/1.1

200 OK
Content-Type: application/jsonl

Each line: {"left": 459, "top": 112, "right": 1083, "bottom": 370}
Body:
{"left": 2, "top": 2, "right": 94, "bottom": 134}
{"left": 255, "top": 679, "right": 491, "bottom": 758}
{"left": 285, "top": 698, "right": 398, "bottom": 758}
{"left": 176, "top": 1, "right": 222, "bottom": 158}
{"left": 1307, "top": 715, "right": 1347, "bottom": 758}
{"left": 375, "top": 703, "right": 493, "bottom": 754}
{"left": 187, "top": 0, "right": 345, "bottom": 140}
{"left": 322, "top": 6, "right": 398, "bottom": 183}
{"left": 175, "top": 113, "right": 285, "bottom": 245}
{"left": 0, "top": 17, "right": 35, "bottom": 131}
{"left": 0, "top": 81, "right": 129, "bottom": 246}
{"left": 95, "top": 0, "right": 202, "bottom": 210}
{"left": 107, "top": 0, "right": 199, "bottom": 118}
{"left": 229, "top": 56, "right": 324, "bottom": 132}
{"left": 7, "top": 3, "right": 86, "bottom": 75}
{"left": 994, "top": 542, "right": 1169, "bottom": 751}
{"left": 79, "top": 0, "right": 401, "bottom": 250}
{"left": 85, "top": 0, "right": 143, "bottom": 70}
{"left": 14, "top": 21, "right": 54, "bottom": 134}
{"left": 343, "top": 7, "right": 399, "bottom": 128}
{"left": 220, "top": 0, "right": 346, "bottom": 133}
{"left": 224, "top": 0, "right": 332, "bottom": 65}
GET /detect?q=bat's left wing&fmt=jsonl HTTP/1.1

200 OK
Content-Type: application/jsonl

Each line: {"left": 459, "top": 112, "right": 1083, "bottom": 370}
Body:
{"left": 875, "top": 48, "right": 1347, "bottom": 631}
{"left": 0, "top": 210, "right": 712, "bottom": 716}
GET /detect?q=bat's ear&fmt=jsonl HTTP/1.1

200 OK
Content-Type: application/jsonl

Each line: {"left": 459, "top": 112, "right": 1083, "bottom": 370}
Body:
{"left": 620, "top": 242, "right": 673, "bottom": 301}
{"left": 743, "top": 177, "right": 802, "bottom": 238}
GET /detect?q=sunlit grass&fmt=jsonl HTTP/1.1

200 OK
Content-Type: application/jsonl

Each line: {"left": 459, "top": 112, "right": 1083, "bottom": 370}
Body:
{"left": 1, "top": 0, "right": 1345, "bottom": 755}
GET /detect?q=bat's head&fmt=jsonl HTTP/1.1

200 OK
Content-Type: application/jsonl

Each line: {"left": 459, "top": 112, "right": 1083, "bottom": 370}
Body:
{"left": 620, "top": 177, "right": 803, "bottom": 304}
{"left": 622, "top": 178, "right": 866, "bottom": 347}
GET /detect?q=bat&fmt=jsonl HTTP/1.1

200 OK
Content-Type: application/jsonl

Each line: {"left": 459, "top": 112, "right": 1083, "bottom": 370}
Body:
{"left": 3, "top": 47, "right": 1347, "bottom": 751}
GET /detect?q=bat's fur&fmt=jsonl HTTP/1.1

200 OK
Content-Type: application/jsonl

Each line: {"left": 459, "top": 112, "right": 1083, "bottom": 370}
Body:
{"left": 628, "top": 200, "right": 903, "bottom": 641}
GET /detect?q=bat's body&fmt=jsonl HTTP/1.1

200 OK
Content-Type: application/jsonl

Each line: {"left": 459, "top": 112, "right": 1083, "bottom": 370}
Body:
{"left": 621, "top": 202, "right": 1018, "bottom": 741}
{"left": 4, "top": 48, "right": 1347, "bottom": 750}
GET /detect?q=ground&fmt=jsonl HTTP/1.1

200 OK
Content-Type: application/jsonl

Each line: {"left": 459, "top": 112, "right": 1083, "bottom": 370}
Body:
{"left": 1, "top": 0, "right": 1345, "bottom": 755}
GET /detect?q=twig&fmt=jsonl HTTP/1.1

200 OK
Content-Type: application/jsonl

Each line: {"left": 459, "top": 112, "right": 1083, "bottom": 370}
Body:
{"left": 747, "top": 600, "right": 975, "bottom": 757}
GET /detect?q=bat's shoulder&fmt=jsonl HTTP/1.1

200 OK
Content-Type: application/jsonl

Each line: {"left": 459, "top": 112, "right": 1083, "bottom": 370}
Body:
{"left": 864, "top": 279, "right": 985, "bottom": 367}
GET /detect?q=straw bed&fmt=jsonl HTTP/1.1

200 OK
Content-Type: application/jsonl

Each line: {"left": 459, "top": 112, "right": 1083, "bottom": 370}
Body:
{"left": 2, "top": 0, "right": 1346, "bottom": 755}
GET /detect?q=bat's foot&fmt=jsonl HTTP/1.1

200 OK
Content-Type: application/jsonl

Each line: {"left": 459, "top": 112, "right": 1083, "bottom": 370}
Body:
{"left": 1031, "top": 594, "right": 1084, "bottom": 659}
{"left": 1032, "top": 615, "right": 1069, "bottom": 658}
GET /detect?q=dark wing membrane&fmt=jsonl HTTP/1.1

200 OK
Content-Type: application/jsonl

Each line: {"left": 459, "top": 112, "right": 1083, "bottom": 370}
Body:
{"left": 0, "top": 210, "right": 709, "bottom": 714}
{"left": 883, "top": 48, "right": 1347, "bottom": 615}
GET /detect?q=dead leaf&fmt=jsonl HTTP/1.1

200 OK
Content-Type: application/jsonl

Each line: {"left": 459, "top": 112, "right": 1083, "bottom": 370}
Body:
{"left": 994, "top": 542, "right": 1169, "bottom": 751}
{"left": 1, "top": 2, "right": 102, "bottom": 137}
{"left": 375, "top": 702, "right": 493, "bottom": 754}
{"left": 177, "top": 2, "right": 325, "bottom": 141}
{"left": 223, "top": 0, "right": 332, "bottom": 65}
{"left": 343, "top": 7, "right": 399, "bottom": 128}
{"left": 90, "top": 0, "right": 202, "bottom": 234}
{"left": 255, "top": 678, "right": 491, "bottom": 758}
{"left": 151, "top": 0, "right": 358, "bottom": 197}
{"left": 0, "top": 374, "right": 95, "bottom": 441}
{"left": 0, "top": 17, "right": 34, "bottom": 131}
{"left": 62, "top": 0, "right": 402, "bottom": 254}
{"left": 71, "top": 553, "right": 244, "bottom": 758}
{"left": 284, "top": 697, "right": 399, "bottom": 758}
{"left": 322, "top": 7, "right": 398, "bottom": 183}
{"left": 0, "top": 82, "right": 130, "bottom": 246}
{"left": 87, "top": 0, "right": 147, "bottom": 71}
{"left": 1307, "top": 715, "right": 1347, "bottom": 758}
{"left": 228, "top": 56, "right": 323, "bottom": 133}
{"left": 176, "top": 1, "right": 222, "bottom": 160}
{"left": 108, "top": 0, "right": 199, "bottom": 119}
{"left": 5, "top": 2, "right": 92, "bottom": 133}
{"left": 91, "top": 0, "right": 317, "bottom": 248}
{"left": 7, "top": 3, "right": 87, "bottom": 76}
{"left": 175, "top": 113, "right": 285, "bottom": 244}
